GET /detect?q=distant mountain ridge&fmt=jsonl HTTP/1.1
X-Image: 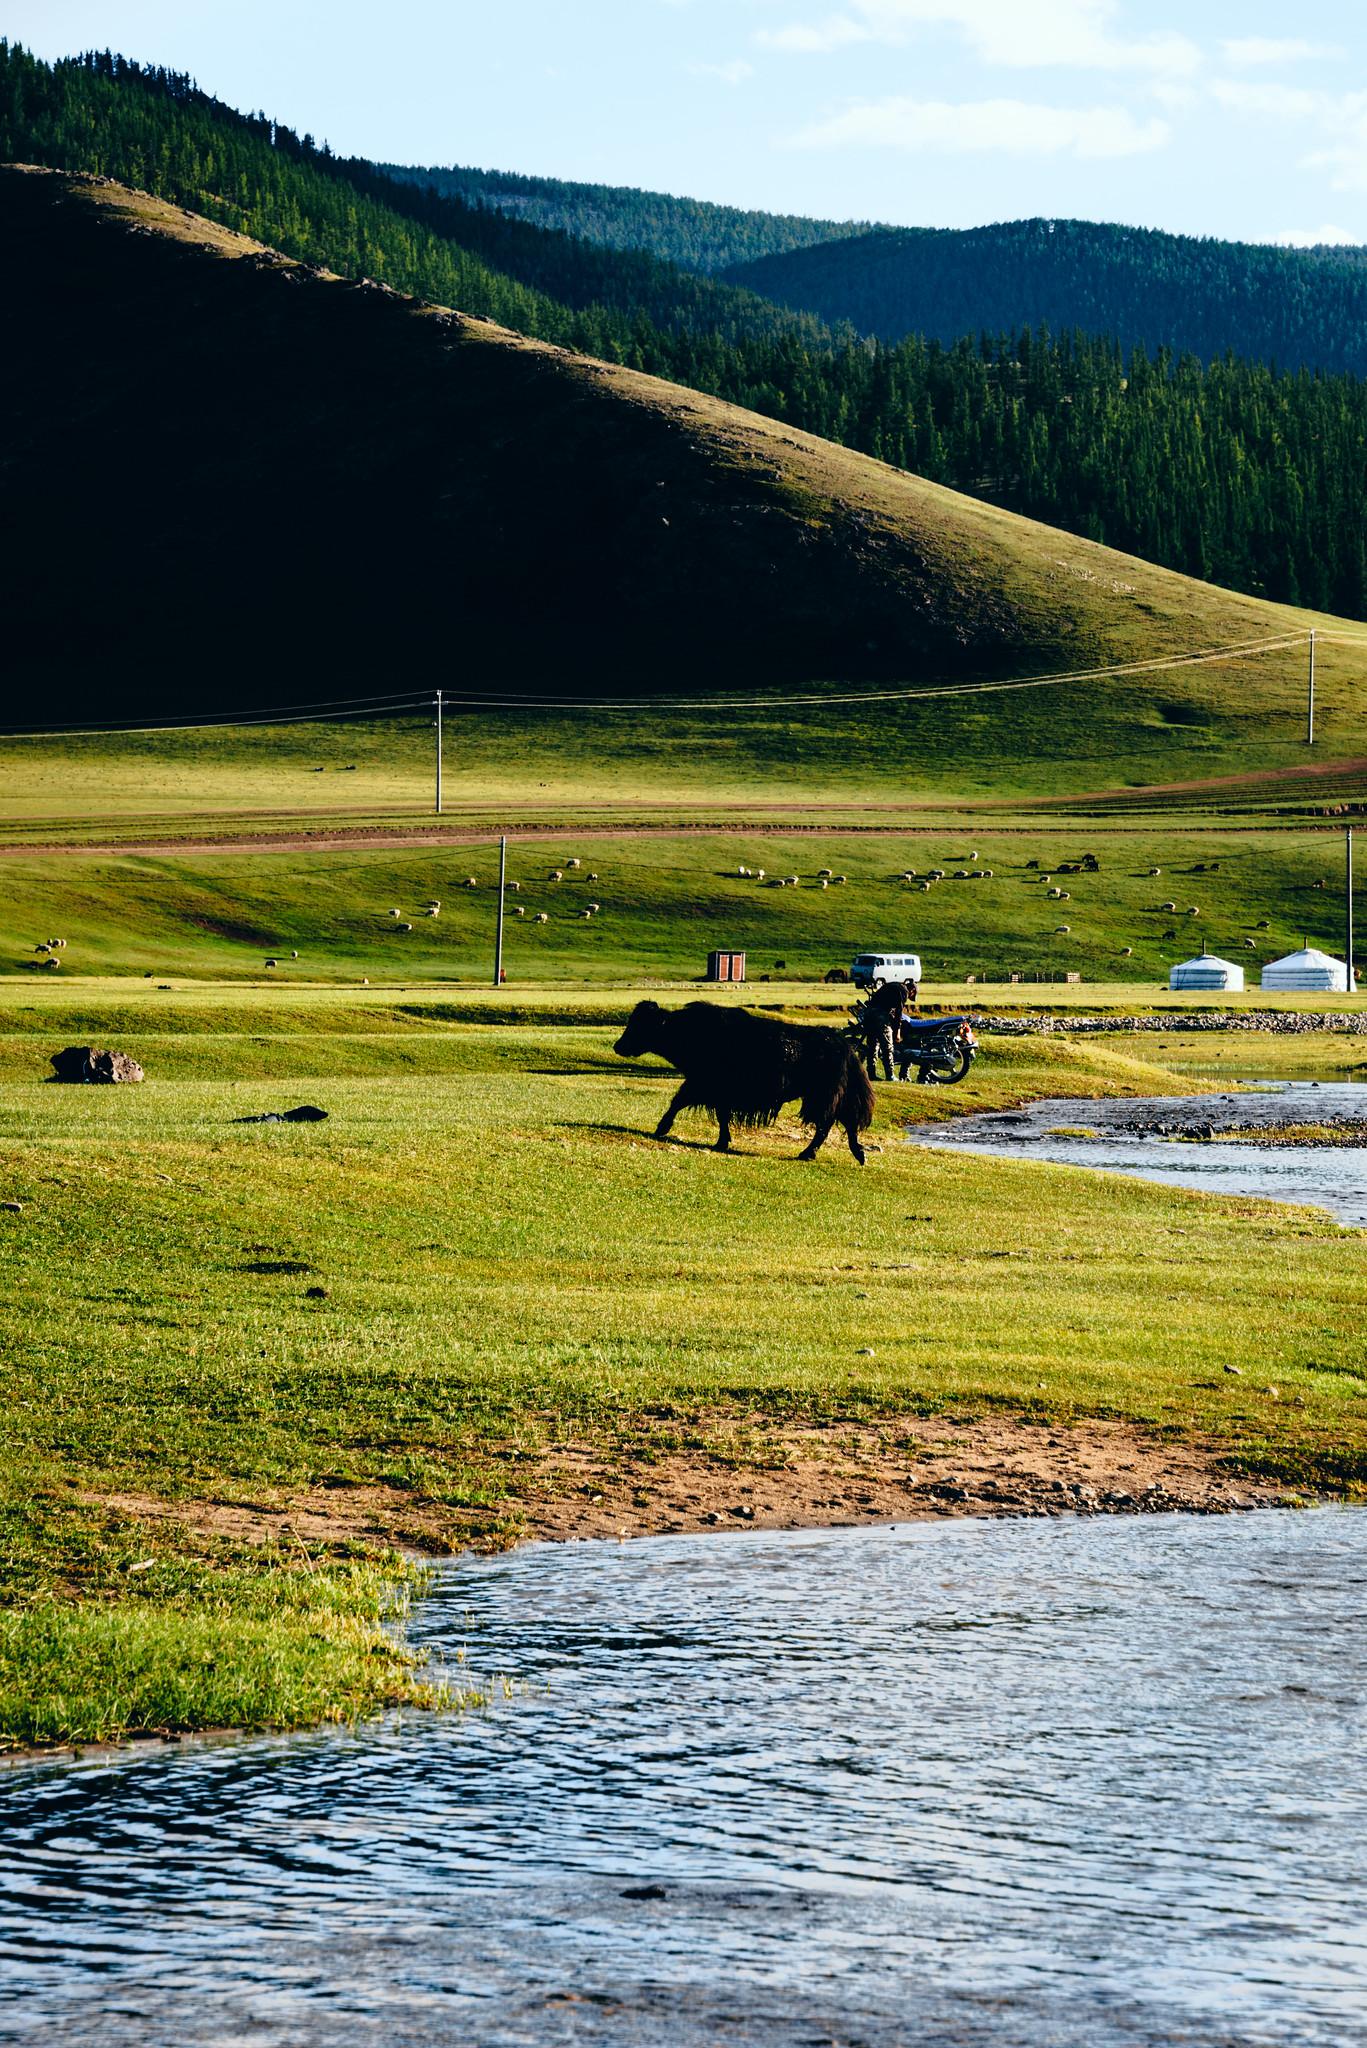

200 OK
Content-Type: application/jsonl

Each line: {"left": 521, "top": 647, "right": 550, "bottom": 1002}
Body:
{"left": 379, "top": 162, "right": 874, "bottom": 273}
{"left": 726, "top": 218, "right": 1367, "bottom": 375}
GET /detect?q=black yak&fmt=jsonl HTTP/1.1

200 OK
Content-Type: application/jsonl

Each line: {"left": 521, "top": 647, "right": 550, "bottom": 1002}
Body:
{"left": 613, "top": 1000, "right": 875, "bottom": 1162}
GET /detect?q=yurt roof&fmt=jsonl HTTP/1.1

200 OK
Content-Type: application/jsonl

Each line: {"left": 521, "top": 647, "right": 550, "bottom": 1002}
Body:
{"left": 1172, "top": 952, "right": 1242, "bottom": 974}
{"left": 1263, "top": 947, "right": 1344, "bottom": 971}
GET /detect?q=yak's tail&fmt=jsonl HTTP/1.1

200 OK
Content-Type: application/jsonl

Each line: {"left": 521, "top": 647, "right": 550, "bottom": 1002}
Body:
{"left": 802, "top": 1048, "right": 876, "bottom": 1134}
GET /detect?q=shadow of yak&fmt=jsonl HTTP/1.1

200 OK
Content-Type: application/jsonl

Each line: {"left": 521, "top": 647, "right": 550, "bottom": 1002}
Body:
{"left": 613, "top": 999, "right": 875, "bottom": 1162}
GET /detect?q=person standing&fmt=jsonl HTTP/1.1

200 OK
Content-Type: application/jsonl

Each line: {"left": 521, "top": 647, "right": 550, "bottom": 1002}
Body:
{"left": 862, "top": 979, "right": 908, "bottom": 1081}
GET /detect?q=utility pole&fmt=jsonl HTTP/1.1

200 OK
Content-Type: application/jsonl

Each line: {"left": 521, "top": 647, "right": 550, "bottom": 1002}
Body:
{"left": 434, "top": 689, "right": 443, "bottom": 815}
{"left": 1348, "top": 825, "right": 1356, "bottom": 993}
{"left": 494, "top": 834, "right": 507, "bottom": 987}
{"left": 1307, "top": 629, "right": 1316, "bottom": 745}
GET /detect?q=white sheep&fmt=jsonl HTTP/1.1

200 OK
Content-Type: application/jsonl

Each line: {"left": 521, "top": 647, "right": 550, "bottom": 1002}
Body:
{"left": 981, "top": 869, "right": 993, "bottom": 878}
{"left": 1047, "top": 886, "right": 1063, "bottom": 899}
{"left": 582, "top": 909, "right": 594, "bottom": 919}
{"left": 1148, "top": 867, "right": 1161, "bottom": 877}
{"left": 567, "top": 858, "right": 581, "bottom": 869}
{"left": 587, "top": 872, "right": 599, "bottom": 882}
{"left": 1121, "top": 946, "right": 1133, "bottom": 956}
{"left": 291, "top": 950, "right": 299, "bottom": 959}
{"left": 834, "top": 875, "right": 847, "bottom": 885}
{"left": 587, "top": 901, "right": 600, "bottom": 912}
{"left": 549, "top": 869, "right": 563, "bottom": 882}
{"left": 1055, "top": 924, "right": 1071, "bottom": 934}
{"left": 45, "top": 955, "right": 60, "bottom": 969}
{"left": 535, "top": 912, "right": 549, "bottom": 924}
{"left": 755, "top": 869, "right": 765, "bottom": 880}
{"left": 389, "top": 908, "right": 400, "bottom": 917}
{"left": 398, "top": 921, "right": 413, "bottom": 932}
{"left": 428, "top": 900, "right": 441, "bottom": 910}
{"left": 265, "top": 957, "right": 278, "bottom": 968}
{"left": 818, "top": 878, "right": 829, "bottom": 890}
{"left": 818, "top": 867, "right": 833, "bottom": 878}
{"left": 1187, "top": 905, "right": 1200, "bottom": 915}
{"left": 737, "top": 865, "right": 750, "bottom": 878}
{"left": 427, "top": 907, "right": 440, "bottom": 917}
{"left": 1058, "top": 890, "right": 1071, "bottom": 900}
{"left": 514, "top": 905, "right": 526, "bottom": 916}
{"left": 1160, "top": 901, "right": 1177, "bottom": 913}
{"left": 902, "top": 870, "right": 916, "bottom": 881}
{"left": 464, "top": 877, "right": 477, "bottom": 888}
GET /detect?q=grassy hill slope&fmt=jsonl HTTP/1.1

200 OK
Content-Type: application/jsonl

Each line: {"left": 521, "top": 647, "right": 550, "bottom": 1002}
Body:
{"left": 5, "top": 166, "right": 1367, "bottom": 790}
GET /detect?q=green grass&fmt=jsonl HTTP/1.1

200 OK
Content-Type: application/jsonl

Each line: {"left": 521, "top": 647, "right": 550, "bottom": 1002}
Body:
{"left": 0, "top": 823, "right": 1360, "bottom": 988}
{"left": 3, "top": 992, "right": 1366, "bottom": 1751}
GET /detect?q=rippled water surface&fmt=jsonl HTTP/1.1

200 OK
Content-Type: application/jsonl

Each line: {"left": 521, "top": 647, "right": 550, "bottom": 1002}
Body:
{"left": 6, "top": 1511, "right": 1367, "bottom": 2046}
{"left": 918, "top": 1082, "right": 1367, "bottom": 1225}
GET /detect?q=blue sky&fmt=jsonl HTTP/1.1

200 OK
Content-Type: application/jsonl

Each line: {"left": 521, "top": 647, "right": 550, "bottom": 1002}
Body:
{"left": 10, "top": 1, "right": 1367, "bottom": 241}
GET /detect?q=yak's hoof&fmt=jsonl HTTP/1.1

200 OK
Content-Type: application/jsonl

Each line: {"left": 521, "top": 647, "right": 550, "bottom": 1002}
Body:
{"left": 851, "top": 1148, "right": 867, "bottom": 1166}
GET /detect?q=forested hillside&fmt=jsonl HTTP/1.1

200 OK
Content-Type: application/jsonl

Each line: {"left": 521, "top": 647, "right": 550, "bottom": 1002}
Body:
{"left": 6, "top": 43, "right": 1367, "bottom": 619}
{"left": 728, "top": 219, "right": 1367, "bottom": 376}
{"left": 381, "top": 162, "right": 871, "bottom": 272}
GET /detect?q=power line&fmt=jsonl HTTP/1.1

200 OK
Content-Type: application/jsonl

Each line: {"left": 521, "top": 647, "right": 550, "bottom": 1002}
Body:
{"left": 0, "top": 628, "right": 1355, "bottom": 739}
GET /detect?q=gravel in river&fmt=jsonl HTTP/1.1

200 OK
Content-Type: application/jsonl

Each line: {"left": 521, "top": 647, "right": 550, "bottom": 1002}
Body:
{"left": 915, "top": 1082, "right": 1367, "bottom": 1226}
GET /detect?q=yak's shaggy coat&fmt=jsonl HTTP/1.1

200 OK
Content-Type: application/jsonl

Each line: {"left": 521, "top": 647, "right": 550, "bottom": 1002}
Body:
{"left": 613, "top": 999, "right": 875, "bottom": 1162}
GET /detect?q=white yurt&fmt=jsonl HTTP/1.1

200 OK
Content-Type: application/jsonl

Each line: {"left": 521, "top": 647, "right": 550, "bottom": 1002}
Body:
{"left": 1169, "top": 951, "right": 1245, "bottom": 992}
{"left": 1260, "top": 946, "right": 1350, "bottom": 993}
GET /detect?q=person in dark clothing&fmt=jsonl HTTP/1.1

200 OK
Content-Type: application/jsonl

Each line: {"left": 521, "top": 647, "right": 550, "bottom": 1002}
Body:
{"left": 862, "top": 979, "right": 908, "bottom": 1081}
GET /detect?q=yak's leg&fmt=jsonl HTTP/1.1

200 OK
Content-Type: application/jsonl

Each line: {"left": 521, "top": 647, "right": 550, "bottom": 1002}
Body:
{"left": 842, "top": 1114, "right": 867, "bottom": 1166}
{"left": 654, "top": 1081, "right": 696, "bottom": 1139}
{"left": 714, "top": 1107, "right": 733, "bottom": 1152}
{"left": 798, "top": 1117, "right": 834, "bottom": 1161}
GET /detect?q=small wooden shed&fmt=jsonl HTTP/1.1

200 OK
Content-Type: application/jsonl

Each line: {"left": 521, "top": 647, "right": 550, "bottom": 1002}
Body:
{"left": 707, "top": 949, "right": 746, "bottom": 983}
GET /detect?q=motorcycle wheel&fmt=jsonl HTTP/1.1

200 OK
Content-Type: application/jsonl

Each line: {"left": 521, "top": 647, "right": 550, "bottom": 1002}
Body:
{"left": 922, "top": 1048, "right": 973, "bottom": 1085}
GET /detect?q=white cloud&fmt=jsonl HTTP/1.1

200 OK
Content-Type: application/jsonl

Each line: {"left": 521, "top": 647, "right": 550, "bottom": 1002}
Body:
{"left": 788, "top": 95, "right": 1170, "bottom": 156}
{"left": 1222, "top": 38, "right": 1336, "bottom": 67}
{"left": 1212, "top": 81, "right": 1321, "bottom": 119}
{"left": 1270, "top": 224, "right": 1363, "bottom": 247}
{"left": 688, "top": 58, "right": 755, "bottom": 84}
{"left": 757, "top": 1, "right": 1200, "bottom": 76}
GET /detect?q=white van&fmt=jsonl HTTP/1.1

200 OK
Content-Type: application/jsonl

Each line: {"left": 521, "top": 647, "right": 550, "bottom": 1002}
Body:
{"left": 851, "top": 951, "right": 922, "bottom": 989}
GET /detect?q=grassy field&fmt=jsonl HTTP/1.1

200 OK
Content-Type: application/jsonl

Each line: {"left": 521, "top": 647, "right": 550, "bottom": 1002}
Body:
{"left": 4, "top": 987, "right": 1366, "bottom": 1753}
{"left": 0, "top": 821, "right": 1359, "bottom": 989}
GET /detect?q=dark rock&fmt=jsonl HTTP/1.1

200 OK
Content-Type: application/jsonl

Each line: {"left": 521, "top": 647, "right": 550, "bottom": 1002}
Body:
{"left": 304, "top": 1285, "right": 329, "bottom": 1300}
{"left": 621, "top": 1884, "right": 668, "bottom": 1901}
{"left": 49, "top": 1045, "right": 144, "bottom": 1085}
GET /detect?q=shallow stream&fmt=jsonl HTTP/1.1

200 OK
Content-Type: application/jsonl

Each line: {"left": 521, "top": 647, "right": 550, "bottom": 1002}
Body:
{"left": 915, "top": 1081, "right": 1367, "bottom": 1225}
{"left": 5, "top": 1510, "right": 1366, "bottom": 2046}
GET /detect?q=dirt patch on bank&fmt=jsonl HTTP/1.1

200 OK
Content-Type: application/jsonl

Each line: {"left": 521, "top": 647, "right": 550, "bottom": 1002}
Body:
{"left": 89, "top": 1412, "right": 1298, "bottom": 1556}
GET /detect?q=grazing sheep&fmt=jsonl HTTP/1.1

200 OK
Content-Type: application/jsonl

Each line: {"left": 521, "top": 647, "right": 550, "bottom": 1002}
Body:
{"left": 390, "top": 908, "right": 400, "bottom": 917}
{"left": 613, "top": 1000, "right": 874, "bottom": 1163}
{"left": 981, "top": 869, "right": 993, "bottom": 878}
{"left": 535, "top": 912, "right": 549, "bottom": 923}
{"left": 1162, "top": 927, "right": 1177, "bottom": 939}
{"left": 45, "top": 955, "right": 60, "bottom": 969}
{"left": 508, "top": 881, "right": 521, "bottom": 892}
{"left": 549, "top": 869, "right": 563, "bottom": 882}
{"left": 291, "top": 950, "right": 299, "bottom": 959}
{"left": 1055, "top": 925, "right": 1071, "bottom": 934}
{"left": 1026, "top": 859, "right": 1039, "bottom": 870}
{"left": 464, "top": 877, "right": 477, "bottom": 888}
{"left": 954, "top": 870, "right": 969, "bottom": 880}
{"left": 1244, "top": 939, "right": 1256, "bottom": 948}
{"left": 1148, "top": 867, "right": 1161, "bottom": 877}
{"left": 919, "top": 881, "right": 931, "bottom": 891}
{"left": 582, "top": 909, "right": 594, "bottom": 919}
{"left": 398, "top": 922, "right": 413, "bottom": 932}
{"left": 588, "top": 901, "right": 600, "bottom": 913}
{"left": 755, "top": 869, "right": 765, "bottom": 881}
{"left": 786, "top": 875, "right": 799, "bottom": 886}
{"left": 265, "top": 958, "right": 278, "bottom": 968}
{"left": 568, "top": 858, "right": 581, "bottom": 869}
{"left": 1058, "top": 890, "right": 1070, "bottom": 900}
{"left": 1160, "top": 901, "right": 1177, "bottom": 912}
{"left": 33, "top": 944, "right": 49, "bottom": 955}
{"left": 737, "top": 865, "right": 751, "bottom": 878}
{"left": 514, "top": 905, "right": 526, "bottom": 916}
{"left": 1047, "top": 887, "right": 1063, "bottom": 899}
{"left": 818, "top": 867, "right": 833, "bottom": 878}
{"left": 588, "top": 872, "right": 599, "bottom": 882}
{"left": 818, "top": 878, "right": 829, "bottom": 890}
{"left": 833, "top": 875, "right": 846, "bottom": 885}
{"left": 969, "top": 850, "right": 979, "bottom": 860}
{"left": 1187, "top": 906, "right": 1200, "bottom": 915}
{"left": 427, "top": 907, "right": 440, "bottom": 917}
{"left": 1256, "top": 918, "right": 1270, "bottom": 929}
{"left": 1121, "top": 946, "right": 1133, "bottom": 956}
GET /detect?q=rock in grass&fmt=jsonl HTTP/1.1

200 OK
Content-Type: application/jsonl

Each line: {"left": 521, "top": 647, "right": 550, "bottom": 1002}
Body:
{"left": 49, "top": 1046, "right": 144, "bottom": 1084}
{"left": 304, "top": 1285, "right": 329, "bottom": 1299}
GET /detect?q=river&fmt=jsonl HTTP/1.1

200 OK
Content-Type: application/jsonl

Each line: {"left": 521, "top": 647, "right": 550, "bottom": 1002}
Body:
{"left": 4, "top": 1509, "right": 1365, "bottom": 2046}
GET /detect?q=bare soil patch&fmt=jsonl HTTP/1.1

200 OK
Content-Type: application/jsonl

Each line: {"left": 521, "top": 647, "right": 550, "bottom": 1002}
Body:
{"left": 89, "top": 1413, "right": 1295, "bottom": 1558}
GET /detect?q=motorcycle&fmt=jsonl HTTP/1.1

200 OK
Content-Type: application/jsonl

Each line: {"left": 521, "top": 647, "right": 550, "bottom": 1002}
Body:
{"left": 847, "top": 998, "right": 979, "bottom": 1085}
